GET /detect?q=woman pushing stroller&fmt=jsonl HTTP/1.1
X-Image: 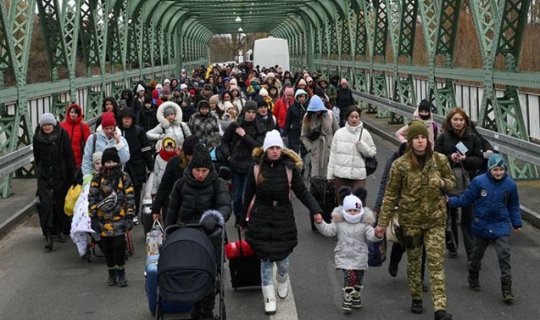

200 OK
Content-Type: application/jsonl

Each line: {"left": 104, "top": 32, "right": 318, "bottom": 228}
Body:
{"left": 166, "top": 143, "right": 231, "bottom": 319}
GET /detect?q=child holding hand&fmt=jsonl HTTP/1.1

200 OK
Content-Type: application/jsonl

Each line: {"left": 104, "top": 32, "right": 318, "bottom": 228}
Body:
{"left": 314, "top": 193, "right": 382, "bottom": 314}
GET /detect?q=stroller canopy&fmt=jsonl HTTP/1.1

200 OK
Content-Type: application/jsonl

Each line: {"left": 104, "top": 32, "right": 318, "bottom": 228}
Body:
{"left": 158, "top": 227, "right": 217, "bottom": 304}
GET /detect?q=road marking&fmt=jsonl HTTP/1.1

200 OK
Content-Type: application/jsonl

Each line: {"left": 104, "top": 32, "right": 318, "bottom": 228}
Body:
{"left": 270, "top": 268, "right": 298, "bottom": 320}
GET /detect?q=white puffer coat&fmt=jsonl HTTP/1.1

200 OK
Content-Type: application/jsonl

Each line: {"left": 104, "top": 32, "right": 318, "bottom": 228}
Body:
{"left": 327, "top": 122, "right": 377, "bottom": 180}
{"left": 316, "top": 207, "right": 381, "bottom": 270}
{"left": 146, "top": 101, "right": 191, "bottom": 147}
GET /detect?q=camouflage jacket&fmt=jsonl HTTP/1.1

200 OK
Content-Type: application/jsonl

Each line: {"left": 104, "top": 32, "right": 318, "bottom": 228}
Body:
{"left": 88, "top": 170, "right": 136, "bottom": 237}
{"left": 379, "top": 152, "right": 455, "bottom": 229}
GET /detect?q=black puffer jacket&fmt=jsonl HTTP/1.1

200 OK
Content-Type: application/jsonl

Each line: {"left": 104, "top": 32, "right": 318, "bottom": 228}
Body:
{"left": 119, "top": 121, "right": 153, "bottom": 185}
{"left": 33, "top": 125, "right": 76, "bottom": 191}
{"left": 220, "top": 118, "right": 262, "bottom": 174}
{"left": 166, "top": 167, "right": 231, "bottom": 226}
{"left": 151, "top": 156, "right": 188, "bottom": 215}
{"left": 242, "top": 148, "right": 322, "bottom": 262}
{"left": 434, "top": 126, "right": 484, "bottom": 178}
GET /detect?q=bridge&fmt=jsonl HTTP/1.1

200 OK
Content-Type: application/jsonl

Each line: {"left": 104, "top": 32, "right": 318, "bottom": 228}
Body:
{"left": 0, "top": 0, "right": 539, "bottom": 319}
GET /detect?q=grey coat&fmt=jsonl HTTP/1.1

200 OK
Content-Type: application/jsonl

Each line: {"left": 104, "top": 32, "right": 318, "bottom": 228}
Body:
{"left": 316, "top": 207, "right": 381, "bottom": 270}
{"left": 300, "top": 110, "right": 338, "bottom": 177}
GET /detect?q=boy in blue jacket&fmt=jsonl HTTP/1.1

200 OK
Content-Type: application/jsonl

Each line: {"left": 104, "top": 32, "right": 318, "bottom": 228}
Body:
{"left": 448, "top": 154, "right": 522, "bottom": 304}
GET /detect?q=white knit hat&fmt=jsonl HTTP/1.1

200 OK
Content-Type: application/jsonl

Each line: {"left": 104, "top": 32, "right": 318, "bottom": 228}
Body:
{"left": 343, "top": 195, "right": 363, "bottom": 212}
{"left": 39, "top": 113, "right": 57, "bottom": 126}
{"left": 259, "top": 88, "right": 269, "bottom": 97}
{"left": 263, "top": 130, "right": 284, "bottom": 152}
{"left": 180, "top": 83, "right": 188, "bottom": 90}
{"left": 136, "top": 84, "right": 145, "bottom": 93}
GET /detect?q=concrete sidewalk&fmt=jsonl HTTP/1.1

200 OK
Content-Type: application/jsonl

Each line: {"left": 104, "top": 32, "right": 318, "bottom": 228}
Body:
{"left": 359, "top": 110, "right": 540, "bottom": 229}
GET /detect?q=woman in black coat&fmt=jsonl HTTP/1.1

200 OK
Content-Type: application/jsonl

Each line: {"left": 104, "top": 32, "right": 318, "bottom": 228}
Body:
{"left": 241, "top": 130, "right": 322, "bottom": 315}
{"left": 33, "top": 113, "right": 76, "bottom": 251}
{"left": 165, "top": 143, "right": 231, "bottom": 319}
{"left": 434, "top": 107, "right": 484, "bottom": 260}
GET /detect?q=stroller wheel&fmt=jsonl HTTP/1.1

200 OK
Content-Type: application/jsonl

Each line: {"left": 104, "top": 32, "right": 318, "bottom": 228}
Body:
{"left": 155, "top": 303, "right": 163, "bottom": 320}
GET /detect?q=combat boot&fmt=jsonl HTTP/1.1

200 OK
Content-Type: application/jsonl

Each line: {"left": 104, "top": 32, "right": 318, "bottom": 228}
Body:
{"left": 434, "top": 310, "right": 453, "bottom": 320}
{"left": 468, "top": 270, "right": 480, "bottom": 291}
{"left": 116, "top": 266, "right": 128, "bottom": 287}
{"left": 410, "top": 299, "right": 423, "bottom": 314}
{"left": 342, "top": 287, "right": 354, "bottom": 313}
{"left": 351, "top": 286, "right": 363, "bottom": 309}
{"left": 107, "top": 268, "right": 117, "bottom": 286}
{"left": 501, "top": 277, "right": 514, "bottom": 304}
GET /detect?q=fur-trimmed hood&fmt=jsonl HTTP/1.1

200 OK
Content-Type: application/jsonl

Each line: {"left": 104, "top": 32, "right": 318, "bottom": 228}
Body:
{"left": 156, "top": 101, "right": 183, "bottom": 127}
{"left": 251, "top": 146, "right": 303, "bottom": 170}
{"left": 330, "top": 206, "right": 376, "bottom": 225}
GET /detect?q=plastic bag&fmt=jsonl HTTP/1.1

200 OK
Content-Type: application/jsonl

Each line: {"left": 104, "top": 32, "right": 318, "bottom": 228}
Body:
{"left": 146, "top": 220, "right": 164, "bottom": 258}
{"left": 64, "top": 184, "right": 82, "bottom": 216}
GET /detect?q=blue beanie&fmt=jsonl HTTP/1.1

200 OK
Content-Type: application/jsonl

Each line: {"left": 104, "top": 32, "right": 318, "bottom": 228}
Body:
{"left": 307, "top": 95, "right": 327, "bottom": 112}
{"left": 487, "top": 154, "right": 505, "bottom": 170}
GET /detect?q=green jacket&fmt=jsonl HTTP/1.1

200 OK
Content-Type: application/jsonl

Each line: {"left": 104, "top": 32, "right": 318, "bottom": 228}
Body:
{"left": 379, "top": 151, "right": 455, "bottom": 229}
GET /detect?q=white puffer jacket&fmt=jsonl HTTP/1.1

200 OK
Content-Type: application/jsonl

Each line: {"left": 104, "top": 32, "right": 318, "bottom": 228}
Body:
{"left": 327, "top": 122, "right": 377, "bottom": 180}
{"left": 316, "top": 207, "right": 381, "bottom": 270}
{"left": 146, "top": 101, "right": 191, "bottom": 147}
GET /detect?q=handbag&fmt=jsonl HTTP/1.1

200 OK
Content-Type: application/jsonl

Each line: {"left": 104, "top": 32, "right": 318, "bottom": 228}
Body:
{"left": 448, "top": 163, "right": 470, "bottom": 196}
{"left": 359, "top": 127, "right": 378, "bottom": 176}
{"left": 385, "top": 211, "right": 402, "bottom": 243}
{"left": 64, "top": 184, "right": 82, "bottom": 216}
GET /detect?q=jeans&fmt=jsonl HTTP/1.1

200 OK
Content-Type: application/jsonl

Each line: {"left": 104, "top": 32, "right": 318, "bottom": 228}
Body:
{"left": 261, "top": 257, "right": 289, "bottom": 286}
{"left": 232, "top": 172, "right": 248, "bottom": 221}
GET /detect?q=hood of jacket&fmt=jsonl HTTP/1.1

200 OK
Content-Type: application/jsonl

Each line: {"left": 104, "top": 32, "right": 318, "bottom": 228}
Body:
{"left": 183, "top": 163, "right": 218, "bottom": 188}
{"left": 65, "top": 103, "right": 84, "bottom": 124}
{"left": 156, "top": 101, "right": 183, "bottom": 127}
{"left": 251, "top": 147, "right": 303, "bottom": 170}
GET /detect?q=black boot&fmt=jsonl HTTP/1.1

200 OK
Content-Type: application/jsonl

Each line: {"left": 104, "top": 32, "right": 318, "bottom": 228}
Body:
{"left": 434, "top": 310, "right": 453, "bottom": 320}
{"left": 44, "top": 231, "right": 53, "bottom": 252}
{"left": 58, "top": 231, "right": 66, "bottom": 243}
{"left": 116, "top": 266, "right": 128, "bottom": 287}
{"left": 388, "top": 262, "right": 398, "bottom": 277}
{"left": 410, "top": 299, "right": 423, "bottom": 314}
{"left": 501, "top": 277, "right": 514, "bottom": 304}
{"left": 107, "top": 268, "right": 117, "bottom": 286}
{"left": 468, "top": 270, "right": 480, "bottom": 291}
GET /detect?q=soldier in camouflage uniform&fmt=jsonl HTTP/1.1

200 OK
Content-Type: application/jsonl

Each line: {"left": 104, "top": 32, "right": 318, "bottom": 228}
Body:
{"left": 375, "top": 120, "right": 456, "bottom": 320}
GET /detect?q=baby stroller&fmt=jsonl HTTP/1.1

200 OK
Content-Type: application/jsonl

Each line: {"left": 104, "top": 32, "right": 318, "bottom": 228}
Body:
{"left": 156, "top": 224, "right": 226, "bottom": 320}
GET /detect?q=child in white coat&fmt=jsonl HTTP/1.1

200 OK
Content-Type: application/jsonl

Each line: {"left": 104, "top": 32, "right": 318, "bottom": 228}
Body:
{"left": 314, "top": 193, "right": 382, "bottom": 314}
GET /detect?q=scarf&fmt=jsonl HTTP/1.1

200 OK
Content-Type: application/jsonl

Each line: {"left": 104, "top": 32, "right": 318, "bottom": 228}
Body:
{"left": 342, "top": 208, "right": 365, "bottom": 224}
{"left": 36, "top": 127, "right": 59, "bottom": 144}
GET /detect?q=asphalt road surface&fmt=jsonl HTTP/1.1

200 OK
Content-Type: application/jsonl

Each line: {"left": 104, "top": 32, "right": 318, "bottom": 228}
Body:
{"left": 1, "top": 135, "right": 539, "bottom": 320}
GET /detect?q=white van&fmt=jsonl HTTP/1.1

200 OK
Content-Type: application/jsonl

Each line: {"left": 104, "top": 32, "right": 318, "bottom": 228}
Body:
{"left": 252, "top": 37, "right": 289, "bottom": 71}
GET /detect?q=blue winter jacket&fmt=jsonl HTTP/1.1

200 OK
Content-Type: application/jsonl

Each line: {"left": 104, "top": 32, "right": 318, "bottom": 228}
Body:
{"left": 448, "top": 172, "right": 522, "bottom": 238}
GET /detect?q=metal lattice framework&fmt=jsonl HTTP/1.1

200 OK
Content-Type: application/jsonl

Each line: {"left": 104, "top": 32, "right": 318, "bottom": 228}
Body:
{"left": 0, "top": 0, "right": 538, "bottom": 198}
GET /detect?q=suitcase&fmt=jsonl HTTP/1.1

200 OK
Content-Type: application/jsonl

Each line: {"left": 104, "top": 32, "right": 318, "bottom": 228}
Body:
{"left": 228, "top": 227, "right": 261, "bottom": 289}
{"left": 145, "top": 254, "right": 192, "bottom": 315}
{"left": 309, "top": 176, "right": 336, "bottom": 230}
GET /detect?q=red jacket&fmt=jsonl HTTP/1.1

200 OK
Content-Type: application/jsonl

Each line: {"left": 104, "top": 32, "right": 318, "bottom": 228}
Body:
{"left": 60, "top": 103, "right": 91, "bottom": 168}
{"left": 273, "top": 96, "right": 294, "bottom": 129}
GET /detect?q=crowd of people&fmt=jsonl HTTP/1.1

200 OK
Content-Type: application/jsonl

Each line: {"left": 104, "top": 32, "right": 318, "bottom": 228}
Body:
{"left": 32, "top": 62, "right": 522, "bottom": 320}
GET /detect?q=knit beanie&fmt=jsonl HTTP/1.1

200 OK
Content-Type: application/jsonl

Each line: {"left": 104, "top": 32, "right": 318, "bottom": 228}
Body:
{"left": 259, "top": 88, "right": 269, "bottom": 97}
{"left": 39, "top": 113, "right": 57, "bottom": 126}
{"left": 263, "top": 129, "right": 284, "bottom": 152}
{"left": 307, "top": 95, "right": 327, "bottom": 112}
{"left": 406, "top": 120, "right": 429, "bottom": 141}
{"left": 198, "top": 100, "right": 210, "bottom": 110}
{"left": 295, "top": 89, "right": 308, "bottom": 99}
{"left": 244, "top": 101, "right": 257, "bottom": 113}
{"left": 487, "top": 154, "right": 506, "bottom": 170}
{"left": 418, "top": 99, "right": 433, "bottom": 113}
{"left": 101, "top": 111, "right": 116, "bottom": 127}
{"left": 101, "top": 148, "right": 120, "bottom": 164}
{"left": 222, "top": 101, "right": 234, "bottom": 113}
{"left": 92, "top": 151, "right": 103, "bottom": 164}
{"left": 190, "top": 143, "right": 213, "bottom": 169}
{"left": 343, "top": 195, "right": 363, "bottom": 212}
{"left": 180, "top": 83, "right": 188, "bottom": 90}
{"left": 255, "top": 95, "right": 267, "bottom": 108}
{"left": 182, "top": 134, "right": 199, "bottom": 156}
{"left": 163, "top": 105, "right": 176, "bottom": 117}
{"left": 298, "top": 79, "right": 307, "bottom": 87}
{"left": 136, "top": 84, "right": 145, "bottom": 93}
{"left": 209, "top": 94, "right": 220, "bottom": 105}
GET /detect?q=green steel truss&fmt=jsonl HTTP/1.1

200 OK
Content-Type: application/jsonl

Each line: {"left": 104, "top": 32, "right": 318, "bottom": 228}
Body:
{"left": 0, "top": 0, "right": 538, "bottom": 199}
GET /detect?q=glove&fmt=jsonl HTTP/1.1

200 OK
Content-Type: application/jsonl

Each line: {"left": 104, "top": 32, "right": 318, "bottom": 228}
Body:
{"left": 91, "top": 219, "right": 100, "bottom": 233}
{"left": 200, "top": 215, "right": 219, "bottom": 234}
{"left": 125, "top": 218, "right": 134, "bottom": 231}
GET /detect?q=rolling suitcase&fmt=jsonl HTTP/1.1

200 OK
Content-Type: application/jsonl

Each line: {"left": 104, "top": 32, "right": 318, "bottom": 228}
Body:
{"left": 309, "top": 176, "right": 336, "bottom": 230}
{"left": 227, "top": 227, "right": 261, "bottom": 289}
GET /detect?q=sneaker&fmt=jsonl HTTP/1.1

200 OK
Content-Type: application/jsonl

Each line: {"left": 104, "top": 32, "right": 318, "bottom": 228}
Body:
{"left": 410, "top": 299, "right": 423, "bottom": 314}
{"left": 133, "top": 216, "right": 140, "bottom": 225}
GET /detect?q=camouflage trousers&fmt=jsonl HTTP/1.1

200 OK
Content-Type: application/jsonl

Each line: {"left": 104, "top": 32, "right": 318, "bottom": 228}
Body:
{"left": 403, "top": 225, "right": 447, "bottom": 311}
